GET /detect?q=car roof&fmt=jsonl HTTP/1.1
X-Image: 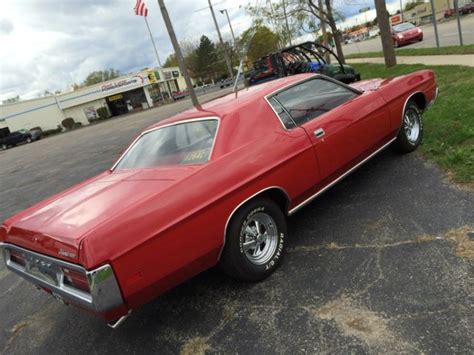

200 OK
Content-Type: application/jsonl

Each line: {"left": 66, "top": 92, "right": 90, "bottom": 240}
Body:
{"left": 147, "top": 73, "right": 315, "bottom": 130}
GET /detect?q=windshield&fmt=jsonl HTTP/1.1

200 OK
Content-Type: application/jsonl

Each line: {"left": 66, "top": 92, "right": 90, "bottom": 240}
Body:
{"left": 393, "top": 23, "right": 415, "bottom": 32}
{"left": 115, "top": 119, "right": 218, "bottom": 170}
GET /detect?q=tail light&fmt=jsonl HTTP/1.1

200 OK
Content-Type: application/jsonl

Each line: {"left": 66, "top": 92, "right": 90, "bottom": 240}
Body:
{"left": 62, "top": 267, "right": 90, "bottom": 293}
{"left": 9, "top": 249, "right": 26, "bottom": 267}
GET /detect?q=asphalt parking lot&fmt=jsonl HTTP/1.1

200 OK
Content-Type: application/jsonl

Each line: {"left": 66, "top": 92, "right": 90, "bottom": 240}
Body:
{"left": 342, "top": 14, "right": 474, "bottom": 55}
{"left": 0, "top": 92, "right": 473, "bottom": 354}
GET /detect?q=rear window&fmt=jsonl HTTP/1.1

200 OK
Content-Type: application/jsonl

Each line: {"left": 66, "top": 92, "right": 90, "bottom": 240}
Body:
{"left": 115, "top": 119, "right": 218, "bottom": 169}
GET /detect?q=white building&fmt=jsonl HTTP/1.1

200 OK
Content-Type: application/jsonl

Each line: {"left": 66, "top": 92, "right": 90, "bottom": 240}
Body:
{"left": 0, "top": 67, "right": 187, "bottom": 132}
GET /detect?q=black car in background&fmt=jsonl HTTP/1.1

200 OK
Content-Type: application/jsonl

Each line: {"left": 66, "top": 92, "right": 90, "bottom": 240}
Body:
{"left": 0, "top": 128, "right": 33, "bottom": 150}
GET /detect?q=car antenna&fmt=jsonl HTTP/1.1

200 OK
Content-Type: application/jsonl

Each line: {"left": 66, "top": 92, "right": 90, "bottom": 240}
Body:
{"left": 233, "top": 29, "right": 257, "bottom": 99}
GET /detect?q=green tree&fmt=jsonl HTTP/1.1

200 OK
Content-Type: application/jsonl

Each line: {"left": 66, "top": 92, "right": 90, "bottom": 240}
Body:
{"left": 163, "top": 53, "right": 178, "bottom": 67}
{"left": 404, "top": 0, "right": 424, "bottom": 12}
{"left": 83, "top": 69, "right": 121, "bottom": 86}
{"left": 238, "top": 25, "right": 280, "bottom": 63}
{"left": 195, "top": 35, "right": 219, "bottom": 80}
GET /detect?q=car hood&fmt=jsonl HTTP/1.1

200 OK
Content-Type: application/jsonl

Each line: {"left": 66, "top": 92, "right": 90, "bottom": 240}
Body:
{"left": 2, "top": 166, "right": 200, "bottom": 263}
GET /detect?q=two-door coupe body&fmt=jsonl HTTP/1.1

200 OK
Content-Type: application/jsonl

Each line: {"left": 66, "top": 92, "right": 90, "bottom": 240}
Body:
{"left": 0, "top": 71, "right": 438, "bottom": 327}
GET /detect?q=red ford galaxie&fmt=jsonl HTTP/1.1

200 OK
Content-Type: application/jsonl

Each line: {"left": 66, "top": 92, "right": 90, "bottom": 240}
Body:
{"left": 0, "top": 72, "right": 438, "bottom": 327}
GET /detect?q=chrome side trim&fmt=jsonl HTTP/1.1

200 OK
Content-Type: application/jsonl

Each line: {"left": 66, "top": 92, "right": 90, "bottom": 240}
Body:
{"left": 0, "top": 243, "right": 124, "bottom": 313}
{"left": 111, "top": 116, "right": 221, "bottom": 171}
{"left": 288, "top": 137, "right": 397, "bottom": 215}
{"left": 218, "top": 186, "right": 290, "bottom": 260}
{"left": 263, "top": 95, "right": 292, "bottom": 131}
{"left": 426, "top": 86, "right": 439, "bottom": 110}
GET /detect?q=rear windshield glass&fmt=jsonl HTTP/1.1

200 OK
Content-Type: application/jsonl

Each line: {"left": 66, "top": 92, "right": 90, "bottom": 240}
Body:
{"left": 393, "top": 23, "right": 415, "bottom": 32}
{"left": 115, "top": 119, "right": 218, "bottom": 169}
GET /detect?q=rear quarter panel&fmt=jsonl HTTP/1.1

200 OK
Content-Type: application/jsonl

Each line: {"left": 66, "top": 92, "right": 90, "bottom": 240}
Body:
{"left": 376, "top": 70, "right": 436, "bottom": 134}
{"left": 83, "top": 100, "right": 319, "bottom": 310}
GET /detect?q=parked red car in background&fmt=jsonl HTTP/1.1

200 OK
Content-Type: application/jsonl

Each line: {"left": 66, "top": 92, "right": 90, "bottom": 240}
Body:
{"left": 392, "top": 22, "right": 423, "bottom": 47}
{"left": 1, "top": 71, "right": 438, "bottom": 328}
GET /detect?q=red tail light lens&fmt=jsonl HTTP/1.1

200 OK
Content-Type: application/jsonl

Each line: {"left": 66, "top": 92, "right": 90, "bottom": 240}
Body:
{"left": 62, "top": 267, "right": 90, "bottom": 293}
{"left": 10, "top": 250, "right": 26, "bottom": 267}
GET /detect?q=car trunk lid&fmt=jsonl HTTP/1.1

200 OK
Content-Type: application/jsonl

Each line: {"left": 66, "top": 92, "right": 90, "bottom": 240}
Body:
{"left": 2, "top": 166, "right": 200, "bottom": 263}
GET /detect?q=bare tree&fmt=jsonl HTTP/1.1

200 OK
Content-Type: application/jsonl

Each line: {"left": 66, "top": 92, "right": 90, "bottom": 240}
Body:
{"left": 307, "top": 0, "right": 345, "bottom": 63}
{"left": 374, "top": 0, "right": 396, "bottom": 67}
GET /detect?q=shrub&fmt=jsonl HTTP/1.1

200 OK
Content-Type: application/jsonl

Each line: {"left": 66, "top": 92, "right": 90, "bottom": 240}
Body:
{"left": 61, "top": 117, "right": 75, "bottom": 130}
{"left": 42, "top": 125, "right": 63, "bottom": 137}
{"left": 97, "top": 107, "right": 109, "bottom": 120}
{"left": 30, "top": 126, "right": 42, "bottom": 133}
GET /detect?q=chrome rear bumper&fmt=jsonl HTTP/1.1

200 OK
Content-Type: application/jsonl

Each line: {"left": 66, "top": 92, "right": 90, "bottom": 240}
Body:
{"left": 0, "top": 242, "right": 124, "bottom": 313}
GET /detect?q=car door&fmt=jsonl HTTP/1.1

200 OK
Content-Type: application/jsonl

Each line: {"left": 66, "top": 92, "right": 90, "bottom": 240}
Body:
{"left": 271, "top": 77, "right": 390, "bottom": 182}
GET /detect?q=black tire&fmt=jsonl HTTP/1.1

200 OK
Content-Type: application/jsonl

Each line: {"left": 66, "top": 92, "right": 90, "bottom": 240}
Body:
{"left": 393, "top": 100, "right": 423, "bottom": 153}
{"left": 220, "top": 198, "right": 287, "bottom": 282}
{"left": 394, "top": 39, "right": 399, "bottom": 48}
{"left": 1, "top": 144, "right": 7, "bottom": 150}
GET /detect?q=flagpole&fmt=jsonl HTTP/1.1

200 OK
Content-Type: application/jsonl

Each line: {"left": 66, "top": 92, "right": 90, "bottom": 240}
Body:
{"left": 143, "top": 15, "right": 173, "bottom": 102}
{"left": 144, "top": 16, "right": 162, "bottom": 67}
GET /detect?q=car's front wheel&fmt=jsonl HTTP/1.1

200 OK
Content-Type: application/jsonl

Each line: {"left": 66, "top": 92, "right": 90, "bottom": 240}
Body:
{"left": 26, "top": 137, "right": 32, "bottom": 143}
{"left": 393, "top": 100, "right": 423, "bottom": 153}
{"left": 1, "top": 144, "right": 7, "bottom": 150}
{"left": 220, "top": 198, "right": 287, "bottom": 282}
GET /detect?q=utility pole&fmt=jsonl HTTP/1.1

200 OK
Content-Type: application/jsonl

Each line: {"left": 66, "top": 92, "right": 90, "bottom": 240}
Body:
{"left": 374, "top": 0, "right": 396, "bottom": 67}
{"left": 429, "top": 0, "right": 440, "bottom": 48}
{"left": 220, "top": 9, "right": 236, "bottom": 45}
{"left": 208, "top": 0, "right": 234, "bottom": 79}
{"left": 157, "top": 0, "right": 198, "bottom": 107}
{"left": 282, "top": 0, "right": 292, "bottom": 46}
{"left": 453, "top": 0, "right": 463, "bottom": 46}
{"left": 318, "top": 0, "right": 330, "bottom": 63}
{"left": 400, "top": 0, "right": 404, "bottom": 22}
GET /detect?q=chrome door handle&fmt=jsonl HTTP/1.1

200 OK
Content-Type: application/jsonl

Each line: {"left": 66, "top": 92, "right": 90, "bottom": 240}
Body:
{"left": 314, "top": 128, "right": 325, "bottom": 138}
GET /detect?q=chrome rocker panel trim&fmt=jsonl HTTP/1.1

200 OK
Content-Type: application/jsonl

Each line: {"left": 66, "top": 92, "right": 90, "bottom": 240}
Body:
{"left": 288, "top": 137, "right": 397, "bottom": 215}
{"left": 0, "top": 242, "right": 124, "bottom": 313}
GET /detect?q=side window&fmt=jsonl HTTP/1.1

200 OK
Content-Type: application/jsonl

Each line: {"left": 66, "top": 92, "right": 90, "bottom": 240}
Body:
{"left": 268, "top": 78, "right": 358, "bottom": 128}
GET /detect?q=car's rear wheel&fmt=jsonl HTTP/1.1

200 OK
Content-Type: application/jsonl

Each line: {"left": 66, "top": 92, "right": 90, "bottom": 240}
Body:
{"left": 220, "top": 198, "right": 287, "bottom": 282}
{"left": 394, "top": 39, "right": 399, "bottom": 48}
{"left": 26, "top": 137, "right": 32, "bottom": 143}
{"left": 393, "top": 100, "right": 423, "bottom": 153}
{"left": 1, "top": 144, "right": 7, "bottom": 150}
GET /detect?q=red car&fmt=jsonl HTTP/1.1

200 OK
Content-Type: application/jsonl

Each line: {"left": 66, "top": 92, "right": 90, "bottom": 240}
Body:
{"left": 392, "top": 22, "right": 423, "bottom": 47}
{"left": 0, "top": 71, "right": 438, "bottom": 328}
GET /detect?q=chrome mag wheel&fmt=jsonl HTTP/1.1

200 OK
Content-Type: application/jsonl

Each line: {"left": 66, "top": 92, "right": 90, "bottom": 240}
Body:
{"left": 404, "top": 108, "right": 421, "bottom": 144}
{"left": 242, "top": 212, "right": 278, "bottom": 265}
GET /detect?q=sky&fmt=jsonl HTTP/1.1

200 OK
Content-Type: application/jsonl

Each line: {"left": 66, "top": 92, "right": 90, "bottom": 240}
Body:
{"left": 0, "top": 0, "right": 402, "bottom": 102}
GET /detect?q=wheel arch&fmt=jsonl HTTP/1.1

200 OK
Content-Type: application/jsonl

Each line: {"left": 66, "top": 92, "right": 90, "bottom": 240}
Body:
{"left": 218, "top": 186, "right": 290, "bottom": 260}
{"left": 405, "top": 91, "right": 427, "bottom": 113}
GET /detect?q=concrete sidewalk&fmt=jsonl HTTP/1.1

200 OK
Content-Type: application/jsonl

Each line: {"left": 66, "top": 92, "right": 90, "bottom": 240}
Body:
{"left": 347, "top": 54, "right": 474, "bottom": 67}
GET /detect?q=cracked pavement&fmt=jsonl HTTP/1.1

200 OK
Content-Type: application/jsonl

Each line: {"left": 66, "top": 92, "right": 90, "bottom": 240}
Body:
{"left": 0, "top": 94, "right": 473, "bottom": 354}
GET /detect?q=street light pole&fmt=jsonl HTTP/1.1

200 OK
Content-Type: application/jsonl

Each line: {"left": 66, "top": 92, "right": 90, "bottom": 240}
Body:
{"left": 208, "top": 0, "right": 234, "bottom": 79}
{"left": 157, "top": 0, "right": 199, "bottom": 107}
{"left": 220, "top": 9, "right": 236, "bottom": 45}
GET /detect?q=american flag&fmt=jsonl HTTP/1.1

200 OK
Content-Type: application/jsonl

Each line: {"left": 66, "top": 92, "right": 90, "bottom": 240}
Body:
{"left": 134, "top": 0, "right": 148, "bottom": 17}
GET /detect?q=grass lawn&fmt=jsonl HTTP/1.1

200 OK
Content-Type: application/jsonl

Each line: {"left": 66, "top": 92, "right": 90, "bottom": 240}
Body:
{"left": 352, "top": 63, "right": 473, "bottom": 183}
{"left": 346, "top": 45, "right": 474, "bottom": 59}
